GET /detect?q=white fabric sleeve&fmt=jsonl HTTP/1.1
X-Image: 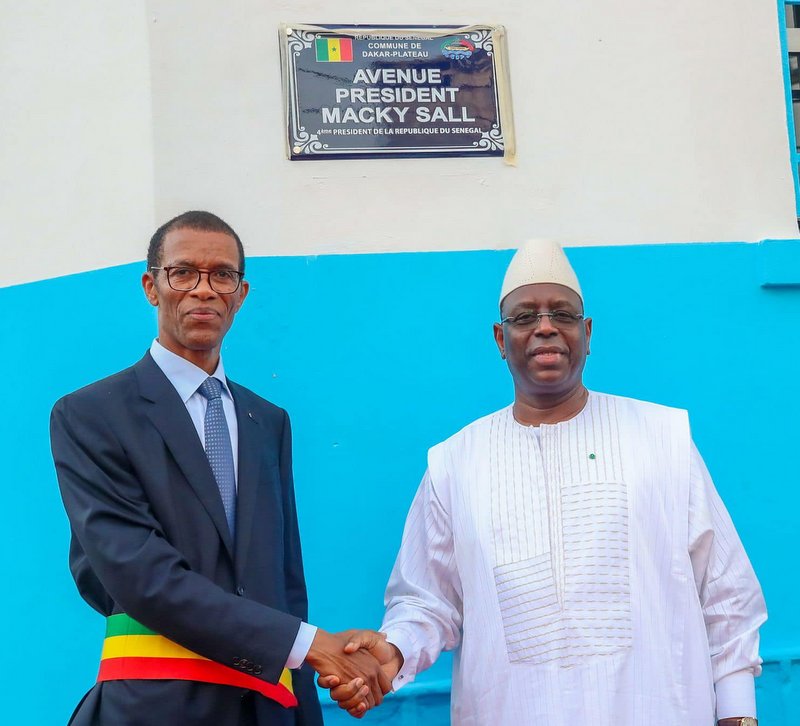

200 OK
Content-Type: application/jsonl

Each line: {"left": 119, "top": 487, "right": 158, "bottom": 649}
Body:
{"left": 286, "top": 622, "right": 317, "bottom": 669}
{"left": 714, "top": 671, "right": 756, "bottom": 720}
{"left": 381, "top": 468, "right": 463, "bottom": 691}
{"left": 687, "top": 442, "right": 767, "bottom": 719}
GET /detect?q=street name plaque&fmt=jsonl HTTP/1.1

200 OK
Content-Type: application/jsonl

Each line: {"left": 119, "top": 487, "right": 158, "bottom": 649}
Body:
{"left": 279, "top": 24, "right": 515, "bottom": 161}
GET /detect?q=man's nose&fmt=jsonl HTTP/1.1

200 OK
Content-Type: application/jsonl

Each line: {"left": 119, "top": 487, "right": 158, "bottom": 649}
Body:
{"left": 534, "top": 314, "right": 558, "bottom": 335}
{"left": 191, "top": 271, "right": 218, "bottom": 296}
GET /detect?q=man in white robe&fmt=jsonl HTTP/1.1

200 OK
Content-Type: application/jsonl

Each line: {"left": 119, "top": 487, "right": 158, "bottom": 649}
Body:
{"left": 323, "top": 239, "right": 766, "bottom": 726}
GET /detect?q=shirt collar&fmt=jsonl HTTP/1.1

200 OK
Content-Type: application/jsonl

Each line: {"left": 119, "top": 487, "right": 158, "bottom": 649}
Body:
{"left": 149, "top": 339, "right": 233, "bottom": 404}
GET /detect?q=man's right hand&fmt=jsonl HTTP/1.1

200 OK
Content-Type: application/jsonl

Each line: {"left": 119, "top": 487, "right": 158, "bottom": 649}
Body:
{"left": 305, "top": 629, "right": 392, "bottom": 714}
{"left": 318, "top": 630, "right": 404, "bottom": 718}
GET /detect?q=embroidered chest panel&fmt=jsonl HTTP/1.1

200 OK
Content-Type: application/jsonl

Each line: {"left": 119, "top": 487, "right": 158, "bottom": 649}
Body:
{"left": 488, "top": 397, "right": 632, "bottom": 666}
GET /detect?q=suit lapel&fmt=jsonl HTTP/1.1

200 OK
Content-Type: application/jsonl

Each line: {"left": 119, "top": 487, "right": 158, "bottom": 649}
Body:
{"left": 134, "top": 354, "right": 235, "bottom": 560}
{"left": 231, "top": 383, "right": 262, "bottom": 574}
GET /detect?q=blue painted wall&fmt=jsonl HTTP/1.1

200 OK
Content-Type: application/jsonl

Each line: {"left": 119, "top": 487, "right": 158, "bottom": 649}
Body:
{"left": 2, "top": 242, "right": 798, "bottom": 724}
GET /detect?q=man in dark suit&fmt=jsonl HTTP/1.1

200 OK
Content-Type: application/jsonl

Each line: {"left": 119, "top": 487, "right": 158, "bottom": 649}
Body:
{"left": 51, "top": 211, "right": 387, "bottom": 725}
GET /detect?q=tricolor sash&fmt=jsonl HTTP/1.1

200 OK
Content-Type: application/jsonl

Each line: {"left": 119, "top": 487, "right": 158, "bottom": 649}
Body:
{"left": 97, "top": 613, "right": 297, "bottom": 708}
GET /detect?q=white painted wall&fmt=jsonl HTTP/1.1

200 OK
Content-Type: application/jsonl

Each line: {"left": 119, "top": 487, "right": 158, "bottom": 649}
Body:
{"left": 0, "top": 2, "right": 155, "bottom": 287}
{"left": 1, "top": 0, "right": 796, "bottom": 286}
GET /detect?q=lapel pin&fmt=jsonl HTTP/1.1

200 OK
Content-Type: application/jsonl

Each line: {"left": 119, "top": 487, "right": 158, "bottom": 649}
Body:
{"left": 589, "top": 453, "right": 596, "bottom": 460}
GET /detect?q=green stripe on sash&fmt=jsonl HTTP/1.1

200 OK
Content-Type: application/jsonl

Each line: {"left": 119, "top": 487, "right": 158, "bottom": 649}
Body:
{"left": 105, "top": 613, "right": 158, "bottom": 638}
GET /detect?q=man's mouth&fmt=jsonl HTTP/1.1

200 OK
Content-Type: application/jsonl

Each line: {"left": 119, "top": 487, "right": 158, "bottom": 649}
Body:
{"left": 186, "top": 308, "right": 219, "bottom": 321}
{"left": 530, "top": 347, "right": 565, "bottom": 363}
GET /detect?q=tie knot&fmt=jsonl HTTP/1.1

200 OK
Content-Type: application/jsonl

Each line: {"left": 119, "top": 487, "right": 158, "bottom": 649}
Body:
{"left": 198, "top": 377, "right": 223, "bottom": 401}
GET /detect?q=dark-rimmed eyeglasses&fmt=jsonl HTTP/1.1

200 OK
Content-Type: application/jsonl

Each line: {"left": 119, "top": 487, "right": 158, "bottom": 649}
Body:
{"left": 500, "top": 310, "right": 584, "bottom": 329}
{"left": 150, "top": 266, "right": 244, "bottom": 294}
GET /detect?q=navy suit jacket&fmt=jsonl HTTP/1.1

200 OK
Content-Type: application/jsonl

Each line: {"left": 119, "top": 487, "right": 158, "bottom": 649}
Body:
{"left": 50, "top": 353, "right": 323, "bottom": 726}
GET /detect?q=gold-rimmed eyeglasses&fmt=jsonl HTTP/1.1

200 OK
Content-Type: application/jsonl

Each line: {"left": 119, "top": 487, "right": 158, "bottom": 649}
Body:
{"left": 500, "top": 310, "right": 584, "bottom": 329}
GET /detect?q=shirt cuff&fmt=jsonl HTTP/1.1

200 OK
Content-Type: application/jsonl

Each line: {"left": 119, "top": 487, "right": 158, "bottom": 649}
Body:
{"left": 285, "top": 622, "right": 317, "bottom": 670}
{"left": 715, "top": 670, "right": 756, "bottom": 720}
{"left": 383, "top": 628, "right": 416, "bottom": 692}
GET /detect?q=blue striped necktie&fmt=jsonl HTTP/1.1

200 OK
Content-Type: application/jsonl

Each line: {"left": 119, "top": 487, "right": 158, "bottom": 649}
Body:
{"left": 197, "top": 377, "right": 236, "bottom": 540}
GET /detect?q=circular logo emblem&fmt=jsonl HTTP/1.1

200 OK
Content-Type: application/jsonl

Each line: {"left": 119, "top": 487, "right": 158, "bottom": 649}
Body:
{"left": 441, "top": 38, "right": 475, "bottom": 60}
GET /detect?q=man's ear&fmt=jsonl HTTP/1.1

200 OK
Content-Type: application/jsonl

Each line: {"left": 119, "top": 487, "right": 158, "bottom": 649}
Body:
{"left": 142, "top": 271, "right": 159, "bottom": 307}
{"left": 493, "top": 322, "right": 506, "bottom": 359}
{"left": 234, "top": 279, "right": 250, "bottom": 311}
{"left": 584, "top": 317, "right": 592, "bottom": 355}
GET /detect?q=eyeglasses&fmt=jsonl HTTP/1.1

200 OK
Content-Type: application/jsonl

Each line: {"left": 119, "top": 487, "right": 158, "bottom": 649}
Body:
{"left": 500, "top": 310, "right": 584, "bottom": 329}
{"left": 150, "top": 266, "right": 244, "bottom": 294}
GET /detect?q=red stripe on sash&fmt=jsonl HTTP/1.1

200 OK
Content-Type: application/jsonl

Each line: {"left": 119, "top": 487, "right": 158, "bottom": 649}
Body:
{"left": 98, "top": 656, "right": 298, "bottom": 708}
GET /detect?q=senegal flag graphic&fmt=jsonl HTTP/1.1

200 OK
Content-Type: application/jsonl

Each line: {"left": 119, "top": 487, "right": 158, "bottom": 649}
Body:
{"left": 315, "top": 37, "right": 353, "bottom": 62}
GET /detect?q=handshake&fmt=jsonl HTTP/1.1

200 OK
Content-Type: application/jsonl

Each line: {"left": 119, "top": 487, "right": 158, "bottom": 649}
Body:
{"left": 306, "top": 629, "right": 404, "bottom": 718}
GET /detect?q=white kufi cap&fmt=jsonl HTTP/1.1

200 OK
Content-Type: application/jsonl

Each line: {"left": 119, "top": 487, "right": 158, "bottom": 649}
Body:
{"left": 499, "top": 239, "right": 582, "bottom": 306}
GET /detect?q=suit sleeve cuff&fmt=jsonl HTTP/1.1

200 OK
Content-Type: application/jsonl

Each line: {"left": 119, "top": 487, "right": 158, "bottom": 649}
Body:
{"left": 285, "top": 622, "right": 317, "bottom": 670}
{"left": 715, "top": 670, "right": 756, "bottom": 720}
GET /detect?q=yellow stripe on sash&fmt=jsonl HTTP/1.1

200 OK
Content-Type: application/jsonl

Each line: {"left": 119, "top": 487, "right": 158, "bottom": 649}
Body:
{"left": 277, "top": 668, "right": 293, "bottom": 690}
{"left": 102, "top": 634, "right": 209, "bottom": 661}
